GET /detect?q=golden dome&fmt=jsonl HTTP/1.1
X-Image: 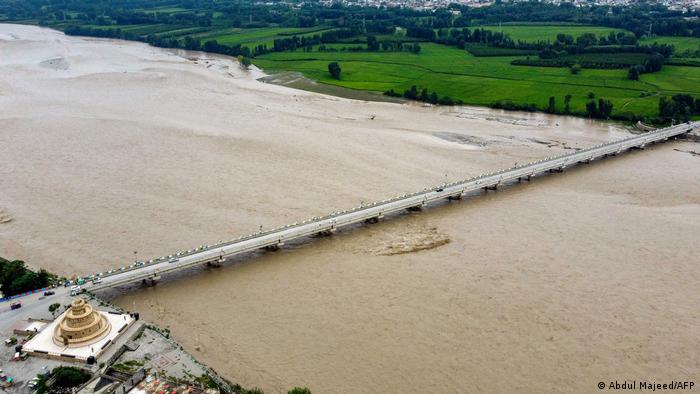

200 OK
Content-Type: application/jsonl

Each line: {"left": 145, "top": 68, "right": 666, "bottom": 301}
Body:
{"left": 53, "top": 298, "right": 111, "bottom": 347}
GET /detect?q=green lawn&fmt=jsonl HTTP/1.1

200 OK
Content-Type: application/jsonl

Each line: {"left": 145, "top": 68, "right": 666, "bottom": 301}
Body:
{"left": 255, "top": 43, "right": 700, "bottom": 118}
{"left": 478, "top": 24, "right": 626, "bottom": 43}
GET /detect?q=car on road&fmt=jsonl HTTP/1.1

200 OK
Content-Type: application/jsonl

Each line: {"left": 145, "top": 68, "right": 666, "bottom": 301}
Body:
{"left": 70, "top": 285, "right": 82, "bottom": 296}
{"left": 10, "top": 302, "right": 21, "bottom": 310}
{"left": 168, "top": 257, "right": 179, "bottom": 264}
{"left": 43, "top": 290, "right": 55, "bottom": 296}
{"left": 92, "top": 278, "right": 103, "bottom": 284}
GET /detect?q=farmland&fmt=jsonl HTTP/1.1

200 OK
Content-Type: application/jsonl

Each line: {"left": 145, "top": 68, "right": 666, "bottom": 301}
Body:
{"left": 640, "top": 36, "right": 700, "bottom": 54}
{"left": 192, "top": 26, "right": 332, "bottom": 49}
{"left": 479, "top": 24, "right": 626, "bottom": 43}
{"left": 255, "top": 42, "right": 700, "bottom": 118}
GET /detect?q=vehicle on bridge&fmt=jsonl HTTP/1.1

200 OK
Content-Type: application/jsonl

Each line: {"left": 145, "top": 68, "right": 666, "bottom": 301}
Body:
{"left": 9, "top": 302, "right": 21, "bottom": 310}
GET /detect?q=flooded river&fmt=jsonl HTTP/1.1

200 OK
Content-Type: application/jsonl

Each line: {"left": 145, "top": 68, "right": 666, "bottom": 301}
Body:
{"left": 1, "top": 24, "right": 699, "bottom": 393}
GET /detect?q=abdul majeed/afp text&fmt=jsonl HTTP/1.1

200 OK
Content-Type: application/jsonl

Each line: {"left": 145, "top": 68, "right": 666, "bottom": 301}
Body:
{"left": 598, "top": 381, "right": 695, "bottom": 391}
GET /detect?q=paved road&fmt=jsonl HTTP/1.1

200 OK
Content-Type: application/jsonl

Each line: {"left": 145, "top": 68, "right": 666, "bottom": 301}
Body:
{"left": 83, "top": 122, "right": 697, "bottom": 293}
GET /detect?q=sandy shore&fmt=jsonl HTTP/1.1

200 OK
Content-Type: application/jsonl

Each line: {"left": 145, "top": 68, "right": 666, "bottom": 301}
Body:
{"left": 1, "top": 24, "right": 699, "bottom": 393}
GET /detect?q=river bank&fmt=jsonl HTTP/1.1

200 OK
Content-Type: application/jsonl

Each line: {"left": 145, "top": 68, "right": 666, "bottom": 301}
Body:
{"left": 1, "top": 24, "right": 699, "bottom": 393}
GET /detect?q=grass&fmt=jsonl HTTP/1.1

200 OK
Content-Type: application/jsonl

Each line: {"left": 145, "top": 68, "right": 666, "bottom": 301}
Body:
{"left": 255, "top": 43, "right": 700, "bottom": 118}
{"left": 194, "top": 26, "right": 332, "bottom": 49}
{"left": 640, "top": 36, "right": 700, "bottom": 53}
{"left": 478, "top": 24, "right": 626, "bottom": 43}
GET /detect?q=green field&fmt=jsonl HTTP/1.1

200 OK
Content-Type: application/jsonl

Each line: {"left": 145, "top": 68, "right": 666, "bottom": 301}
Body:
{"left": 479, "top": 24, "right": 626, "bottom": 43}
{"left": 640, "top": 36, "right": 700, "bottom": 53}
{"left": 194, "top": 27, "right": 332, "bottom": 49}
{"left": 255, "top": 43, "right": 700, "bottom": 118}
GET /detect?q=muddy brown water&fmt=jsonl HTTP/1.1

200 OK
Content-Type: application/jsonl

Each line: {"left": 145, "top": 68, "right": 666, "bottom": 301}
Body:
{"left": 1, "top": 24, "right": 699, "bottom": 393}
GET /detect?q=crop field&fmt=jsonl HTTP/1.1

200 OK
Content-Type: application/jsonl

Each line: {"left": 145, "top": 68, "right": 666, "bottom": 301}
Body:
{"left": 79, "top": 23, "right": 194, "bottom": 36}
{"left": 478, "top": 24, "right": 626, "bottom": 43}
{"left": 640, "top": 36, "right": 700, "bottom": 53}
{"left": 194, "top": 27, "right": 332, "bottom": 49}
{"left": 464, "top": 44, "right": 538, "bottom": 57}
{"left": 255, "top": 43, "right": 700, "bottom": 118}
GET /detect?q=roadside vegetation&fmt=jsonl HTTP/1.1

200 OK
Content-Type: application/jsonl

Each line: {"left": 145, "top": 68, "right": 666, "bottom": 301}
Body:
{"left": 2, "top": 0, "right": 700, "bottom": 122}
{"left": 35, "top": 366, "right": 92, "bottom": 394}
{"left": 0, "top": 257, "right": 56, "bottom": 297}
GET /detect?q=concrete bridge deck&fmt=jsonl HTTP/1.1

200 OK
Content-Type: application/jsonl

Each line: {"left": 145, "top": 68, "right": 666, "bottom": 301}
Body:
{"left": 88, "top": 122, "right": 698, "bottom": 292}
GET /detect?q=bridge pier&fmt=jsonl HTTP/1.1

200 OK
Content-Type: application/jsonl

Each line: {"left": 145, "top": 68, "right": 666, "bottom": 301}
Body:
{"left": 407, "top": 205, "right": 423, "bottom": 212}
{"left": 448, "top": 194, "right": 462, "bottom": 200}
{"left": 549, "top": 167, "right": 564, "bottom": 173}
{"left": 365, "top": 216, "right": 380, "bottom": 224}
{"left": 142, "top": 275, "right": 160, "bottom": 287}
{"left": 317, "top": 228, "right": 336, "bottom": 236}
{"left": 265, "top": 241, "right": 284, "bottom": 251}
{"left": 206, "top": 258, "right": 224, "bottom": 267}
{"left": 484, "top": 184, "right": 498, "bottom": 191}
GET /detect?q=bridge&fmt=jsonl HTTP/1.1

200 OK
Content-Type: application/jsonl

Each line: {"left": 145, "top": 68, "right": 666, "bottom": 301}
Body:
{"left": 86, "top": 122, "right": 698, "bottom": 292}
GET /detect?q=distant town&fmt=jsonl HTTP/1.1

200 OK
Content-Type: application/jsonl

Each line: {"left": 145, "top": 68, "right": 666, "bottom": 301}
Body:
{"left": 312, "top": 0, "right": 700, "bottom": 13}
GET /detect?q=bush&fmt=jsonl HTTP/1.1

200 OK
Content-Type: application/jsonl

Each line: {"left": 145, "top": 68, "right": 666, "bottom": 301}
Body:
{"left": 289, "top": 388, "right": 311, "bottom": 394}
{"left": 327, "top": 62, "right": 341, "bottom": 79}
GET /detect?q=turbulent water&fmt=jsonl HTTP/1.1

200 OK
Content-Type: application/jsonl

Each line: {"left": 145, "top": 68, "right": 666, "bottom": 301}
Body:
{"left": 1, "top": 24, "right": 699, "bottom": 393}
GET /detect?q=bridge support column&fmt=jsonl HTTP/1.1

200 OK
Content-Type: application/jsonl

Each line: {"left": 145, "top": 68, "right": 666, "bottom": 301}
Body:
{"left": 365, "top": 217, "right": 380, "bottom": 224}
{"left": 549, "top": 167, "right": 564, "bottom": 173}
{"left": 207, "top": 259, "right": 223, "bottom": 267}
{"left": 484, "top": 184, "right": 498, "bottom": 191}
{"left": 407, "top": 205, "right": 423, "bottom": 212}
{"left": 265, "top": 242, "right": 283, "bottom": 251}
{"left": 317, "top": 229, "right": 336, "bottom": 236}
{"left": 448, "top": 194, "right": 462, "bottom": 200}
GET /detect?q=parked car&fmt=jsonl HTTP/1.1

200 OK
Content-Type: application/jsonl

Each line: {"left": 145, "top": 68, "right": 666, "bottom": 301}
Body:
{"left": 10, "top": 302, "right": 21, "bottom": 310}
{"left": 43, "top": 291, "right": 55, "bottom": 296}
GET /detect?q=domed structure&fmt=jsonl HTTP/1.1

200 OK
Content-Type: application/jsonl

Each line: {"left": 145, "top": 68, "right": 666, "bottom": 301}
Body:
{"left": 53, "top": 299, "right": 111, "bottom": 347}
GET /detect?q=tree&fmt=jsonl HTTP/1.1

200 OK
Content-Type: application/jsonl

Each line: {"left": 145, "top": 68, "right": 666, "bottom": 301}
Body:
{"left": 587, "top": 91, "right": 596, "bottom": 99}
{"left": 563, "top": 94, "right": 572, "bottom": 114}
{"left": 597, "top": 98, "right": 613, "bottom": 118}
{"left": 403, "top": 85, "right": 418, "bottom": 100}
{"left": 419, "top": 88, "right": 429, "bottom": 102}
{"left": 628, "top": 66, "right": 640, "bottom": 80}
{"left": 569, "top": 64, "right": 581, "bottom": 75}
{"left": 52, "top": 367, "right": 91, "bottom": 389}
{"left": 410, "top": 43, "right": 421, "bottom": 54}
{"left": 237, "top": 55, "right": 251, "bottom": 69}
{"left": 327, "top": 62, "right": 341, "bottom": 79}
{"left": 49, "top": 303, "right": 61, "bottom": 318}
{"left": 585, "top": 100, "right": 598, "bottom": 118}
{"left": 547, "top": 96, "right": 556, "bottom": 113}
{"left": 366, "top": 35, "right": 379, "bottom": 51}
{"left": 429, "top": 92, "right": 439, "bottom": 104}
{"left": 288, "top": 388, "right": 311, "bottom": 394}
